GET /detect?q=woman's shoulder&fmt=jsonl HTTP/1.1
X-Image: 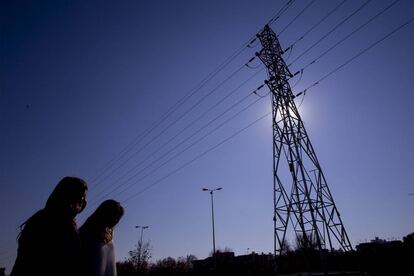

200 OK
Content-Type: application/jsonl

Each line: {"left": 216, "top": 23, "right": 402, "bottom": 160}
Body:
{"left": 20, "top": 210, "right": 50, "bottom": 236}
{"left": 81, "top": 232, "right": 106, "bottom": 252}
{"left": 89, "top": 240, "right": 115, "bottom": 254}
{"left": 103, "top": 240, "right": 115, "bottom": 250}
{"left": 25, "top": 209, "right": 48, "bottom": 224}
{"left": 25, "top": 209, "right": 74, "bottom": 230}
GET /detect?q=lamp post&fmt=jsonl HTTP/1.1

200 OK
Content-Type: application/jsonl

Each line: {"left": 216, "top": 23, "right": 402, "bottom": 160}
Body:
{"left": 135, "top": 225, "right": 149, "bottom": 247}
{"left": 135, "top": 225, "right": 149, "bottom": 270}
{"left": 202, "top": 187, "right": 222, "bottom": 256}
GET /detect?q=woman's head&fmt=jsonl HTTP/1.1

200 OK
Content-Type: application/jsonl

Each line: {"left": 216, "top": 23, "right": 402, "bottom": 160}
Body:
{"left": 18, "top": 176, "right": 87, "bottom": 239}
{"left": 80, "top": 200, "right": 124, "bottom": 243}
{"left": 46, "top": 176, "right": 88, "bottom": 217}
{"left": 92, "top": 200, "right": 124, "bottom": 228}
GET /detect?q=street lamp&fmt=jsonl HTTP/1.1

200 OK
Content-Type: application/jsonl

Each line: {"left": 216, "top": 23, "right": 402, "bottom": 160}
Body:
{"left": 135, "top": 225, "right": 149, "bottom": 247}
{"left": 135, "top": 225, "right": 149, "bottom": 270}
{"left": 202, "top": 187, "right": 222, "bottom": 256}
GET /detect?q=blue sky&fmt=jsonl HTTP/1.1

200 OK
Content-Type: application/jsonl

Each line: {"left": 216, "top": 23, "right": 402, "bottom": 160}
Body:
{"left": 1, "top": 0, "right": 414, "bottom": 272}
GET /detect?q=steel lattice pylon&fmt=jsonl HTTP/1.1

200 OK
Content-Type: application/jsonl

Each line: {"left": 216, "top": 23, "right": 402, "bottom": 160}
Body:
{"left": 256, "top": 25, "right": 352, "bottom": 255}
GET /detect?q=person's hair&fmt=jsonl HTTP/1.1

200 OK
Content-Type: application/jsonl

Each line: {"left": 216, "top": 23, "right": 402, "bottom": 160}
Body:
{"left": 80, "top": 200, "right": 124, "bottom": 244}
{"left": 18, "top": 176, "right": 88, "bottom": 239}
{"left": 45, "top": 176, "right": 88, "bottom": 213}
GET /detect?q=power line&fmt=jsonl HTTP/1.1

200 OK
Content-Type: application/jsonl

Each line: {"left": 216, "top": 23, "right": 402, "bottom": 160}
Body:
{"left": 88, "top": 37, "right": 257, "bottom": 188}
{"left": 92, "top": 89, "right": 267, "bottom": 205}
{"left": 298, "top": 0, "right": 402, "bottom": 72}
{"left": 283, "top": 0, "right": 349, "bottom": 53}
{"left": 288, "top": 0, "right": 372, "bottom": 67}
{"left": 91, "top": 63, "right": 247, "bottom": 195}
{"left": 296, "top": 16, "right": 414, "bottom": 96}
{"left": 85, "top": 0, "right": 399, "bottom": 207}
{"left": 89, "top": 1, "right": 310, "bottom": 202}
{"left": 278, "top": 0, "right": 318, "bottom": 36}
{"left": 90, "top": 61, "right": 248, "bottom": 187}
{"left": 89, "top": 68, "right": 264, "bottom": 203}
{"left": 89, "top": 68, "right": 265, "bottom": 203}
{"left": 122, "top": 111, "right": 272, "bottom": 204}
{"left": 267, "top": 0, "right": 297, "bottom": 25}
{"left": 87, "top": 0, "right": 297, "bottom": 190}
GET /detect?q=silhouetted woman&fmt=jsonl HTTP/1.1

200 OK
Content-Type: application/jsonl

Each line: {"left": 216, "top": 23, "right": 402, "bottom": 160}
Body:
{"left": 10, "top": 176, "right": 88, "bottom": 276}
{"left": 80, "top": 199, "right": 124, "bottom": 276}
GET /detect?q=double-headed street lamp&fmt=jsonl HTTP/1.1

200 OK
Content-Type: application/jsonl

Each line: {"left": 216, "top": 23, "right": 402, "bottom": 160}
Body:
{"left": 135, "top": 225, "right": 149, "bottom": 270}
{"left": 202, "top": 187, "right": 222, "bottom": 256}
{"left": 135, "top": 225, "right": 149, "bottom": 246}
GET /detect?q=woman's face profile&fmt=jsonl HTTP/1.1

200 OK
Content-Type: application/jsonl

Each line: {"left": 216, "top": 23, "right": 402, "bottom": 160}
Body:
{"left": 71, "top": 193, "right": 87, "bottom": 215}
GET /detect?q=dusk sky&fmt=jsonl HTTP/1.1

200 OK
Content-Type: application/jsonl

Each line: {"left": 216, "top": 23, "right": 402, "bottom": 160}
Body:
{"left": 1, "top": 0, "right": 414, "bottom": 273}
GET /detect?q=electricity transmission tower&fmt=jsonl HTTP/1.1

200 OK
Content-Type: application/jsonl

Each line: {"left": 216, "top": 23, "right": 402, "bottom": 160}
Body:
{"left": 256, "top": 25, "right": 352, "bottom": 255}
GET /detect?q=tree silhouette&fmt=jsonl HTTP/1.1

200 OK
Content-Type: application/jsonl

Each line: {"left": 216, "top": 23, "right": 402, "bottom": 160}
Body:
{"left": 209, "top": 246, "right": 233, "bottom": 256}
{"left": 128, "top": 240, "right": 152, "bottom": 273}
{"left": 295, "top": 233, "right": 318, "bottom": 251}
{"left": 150, "top": 255, "right": 197, "bottom": 276}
